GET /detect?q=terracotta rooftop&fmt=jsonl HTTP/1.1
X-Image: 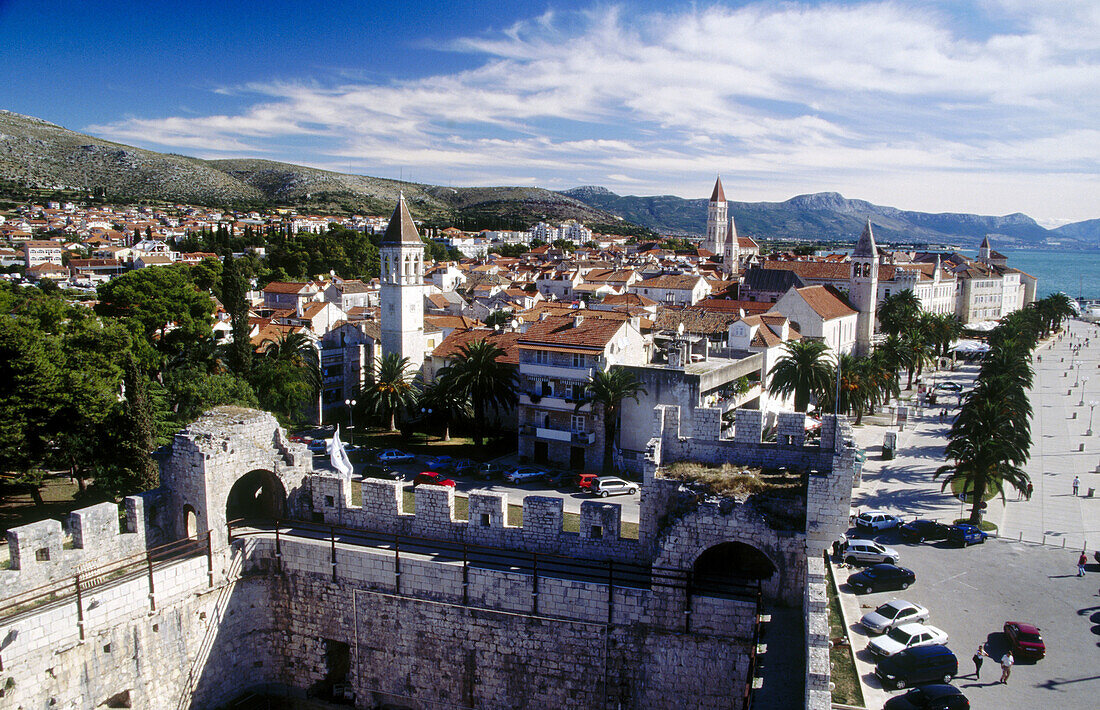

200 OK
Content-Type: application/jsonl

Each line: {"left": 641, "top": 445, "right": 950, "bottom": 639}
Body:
{"left": 794, "top": 285, "right": 857, "bottom": 320}
{"left": 432, "top": 328, "right": 520, "bottom": 365}
{"left": 519, "top": 314, "right": 626, "bottom": 350}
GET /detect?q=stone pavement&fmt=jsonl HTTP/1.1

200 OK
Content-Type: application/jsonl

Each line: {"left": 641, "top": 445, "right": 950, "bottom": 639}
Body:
{"left": 999, "top": 319, "right": 1100, "bottom": 551}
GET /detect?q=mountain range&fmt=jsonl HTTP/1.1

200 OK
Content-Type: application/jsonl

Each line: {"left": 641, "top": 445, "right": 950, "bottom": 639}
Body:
{"left": 1, "top": 109, "right": 1096, "bottom": 247}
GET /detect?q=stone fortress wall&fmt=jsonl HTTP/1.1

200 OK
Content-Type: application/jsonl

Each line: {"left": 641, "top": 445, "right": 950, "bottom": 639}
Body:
{"left": 0, "top": 405, "right": 855, "bottom": 709}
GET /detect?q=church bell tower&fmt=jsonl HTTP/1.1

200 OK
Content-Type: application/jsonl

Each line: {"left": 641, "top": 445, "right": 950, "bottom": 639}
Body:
{"left": 850, "top": 219, "right": 879, "bottom": 357}
{"left": 380, "top": 193, "right": 425, "bottom": 371}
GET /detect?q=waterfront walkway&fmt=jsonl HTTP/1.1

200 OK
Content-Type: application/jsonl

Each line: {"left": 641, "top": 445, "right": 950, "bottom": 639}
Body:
{"left": 847, "top": 319, "right": 1100, "bottom": 552}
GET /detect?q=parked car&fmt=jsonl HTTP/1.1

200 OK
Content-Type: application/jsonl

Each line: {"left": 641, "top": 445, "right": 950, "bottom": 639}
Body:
{"left": 855, "top": 510, "right": 904, "bottom": 532}
{"left": 860, "top": 600, "right": 930, "bottom": 634}
{"left": 946, "top": 524, "right": 988, "bottom": 547}
{"left": 361, "top": 464, "right": 403, "bottom": 481}
{"left": 424, "top": 455, "right": 456, "bottom": 471}
{"left": 544, "top": 469, "right": 576, "bottom": 487}
{"left": 576, "top": 473, "right": 599, "bottom": 491}
{"left": 475, "top": 462, "right": 506, "bottom": 480}
{"left": 591, "top": 476, "right": 640, "bottom": 497}
{"left": 377, "top": 449, "right": 414, "bottom": 464}
{"left": 847, "top": 564, "right": 916, "bottom": 594}
{"left": 869, "top": 623, "right": 949, "bottom": 657}
{"left": 308, "top": 438, "right": 330, "bottom": 454}
{"left": 1003, "top": 621, "right": 1046, "bottom": 660}
{"left": 412, "top": 471, "right": 456, "bottom": 487}
{"left": 883, "top": 684, "right": 969, "bottom": 710}
{"left": 843, "top": 539, "right": 900, "bottom": 566}
{"left": 505, "top": 465, "right": 548, "bottom": 484}
{"left": 875, "top": 645, "right": 958, "bottom": 690}
{"left": 934, "top": 382, "right": 963, "bottom": 393}
{"left": 899, "top": 520, "right": 950, "bottom": 543}
{"left": 451, "top": 459, "right": 480, "bottom": 476}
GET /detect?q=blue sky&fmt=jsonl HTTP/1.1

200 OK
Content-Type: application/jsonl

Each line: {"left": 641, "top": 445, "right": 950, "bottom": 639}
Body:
{"left": 1, "top": 0, "right": 1097, "bottom": 223}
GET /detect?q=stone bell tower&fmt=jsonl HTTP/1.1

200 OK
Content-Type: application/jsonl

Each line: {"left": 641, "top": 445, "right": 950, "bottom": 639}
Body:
{"left": 850, "top": 219, "right": 879, "bottom": 357}
{"left": 380, "top": 193, "right": 426, "bottom": 371}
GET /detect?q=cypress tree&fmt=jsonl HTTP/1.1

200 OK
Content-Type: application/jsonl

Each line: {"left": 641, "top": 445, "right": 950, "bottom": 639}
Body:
{"left": 115, "top": 355, "right": 160, "bottom": 493}
{"left": 222, "top": 253, "right": 253, "bottom": 376}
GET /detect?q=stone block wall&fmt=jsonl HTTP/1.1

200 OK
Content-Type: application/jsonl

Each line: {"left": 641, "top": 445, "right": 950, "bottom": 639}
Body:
{"left": 0, "top": 496, "right": 147, "bottom": 599}
{"left": 805, "top": 555, "right": 831, "bottom": 710}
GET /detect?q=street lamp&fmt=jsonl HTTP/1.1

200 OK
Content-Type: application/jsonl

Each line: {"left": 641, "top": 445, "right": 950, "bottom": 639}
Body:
{"left": 420, "top": 407, "right": 433, "bottom": 444}
{"left": 344, "top": 399, "right": 356, "bottom": 440}
{"left": 1076, "top": 363, "right": 1084, "bottom": 387}
{"left": 1080, "top": 379, "right": 1089, "bottom": 407}
{"left": 1089, "top": 401, "right": 1098, "bottom": 436}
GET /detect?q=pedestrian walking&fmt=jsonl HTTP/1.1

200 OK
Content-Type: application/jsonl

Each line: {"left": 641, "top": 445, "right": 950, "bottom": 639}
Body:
{"left": 999, "top": 651, "right": 1014, "bottom": 684}
{"left": 1073, "top": 475, "right": 1081, "bottom": 496}
{"left": 1026, "top": 482, "right": 1034, "bottom": 500}
{"left": 972, "top": 645, "right": 988, "bottom": 679}
{"left": 1079, "top": 552, "right": 1088, "bottom": 577}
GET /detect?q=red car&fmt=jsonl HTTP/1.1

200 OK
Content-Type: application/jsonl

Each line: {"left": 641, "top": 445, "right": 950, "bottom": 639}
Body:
{"left": 1003, "top": 621, "right": 1045, "bottom": 660}
{"left": 576, "top": 473, "right": 599, "bottom": 491}
{"left": 412, "top": 471, "right": 456, "bottom": 488}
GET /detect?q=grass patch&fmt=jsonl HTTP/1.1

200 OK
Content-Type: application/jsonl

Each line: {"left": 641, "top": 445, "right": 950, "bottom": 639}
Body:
{"left": 0, "top": 477, "right": 111, "bottom": 536}
{"left": 950, "top": 477, "right": 1002, "bottom": 503}
{"left": 953, "top": 518, "right": 998, "bottom": 532}
{"left": 660, "top": 462, "right": 805, "bottom": 498}
{"left": 825, "top": 562, "right": 864, "bottom": 707}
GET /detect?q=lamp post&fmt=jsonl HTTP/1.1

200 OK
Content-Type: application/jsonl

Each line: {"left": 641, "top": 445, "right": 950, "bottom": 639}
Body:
{"left": 344, "top": 399, "right": 356, "bottom": 442}
{"left": 420, "top": 407, "right": 432, "bottom": 444}
{"left": 1080, "top": 379, "right": 1088, "bottom": 407}
{"left": 1075, "top": 363, "right": 1084, "bottom": 387}
{"left": 1089, "top": 401, "right": 1098, "bottom": 437}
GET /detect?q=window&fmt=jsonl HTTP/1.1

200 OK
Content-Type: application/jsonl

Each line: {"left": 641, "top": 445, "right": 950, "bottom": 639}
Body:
{"left": 534, "top": 349, "right": 550, "bottom": 365}
{"left": 572, "top": 352, "right": 585, "bottom": 367}
{"left": 481, "top": 513, "right": 491, "bottom": 527}
{"left": 571, "top": 415, "right": 586, "bottom": 433}
{"left": 35, "top": 548, "right": 49, "bottom": 562}
{"left": 324, "top": 495, "right": 335, "bottom": 507}
{"left": 590, "top": 525, "right": 603, "bottom": 539}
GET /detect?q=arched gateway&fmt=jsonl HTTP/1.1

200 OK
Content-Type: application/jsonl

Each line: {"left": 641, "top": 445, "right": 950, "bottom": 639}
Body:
{"left": 157, "top": 407, "right": 313, "bottom": 548}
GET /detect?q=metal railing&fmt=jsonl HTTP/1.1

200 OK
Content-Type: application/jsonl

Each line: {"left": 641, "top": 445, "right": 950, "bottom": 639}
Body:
{"left": 0, "top": 531, "right": 212, "bottom": 624}
{"left": 227, "top": 518, "right": 762, "bottom": 629}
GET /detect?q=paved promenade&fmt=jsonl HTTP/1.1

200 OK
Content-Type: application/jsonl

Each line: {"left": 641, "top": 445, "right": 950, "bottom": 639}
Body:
{"left": 849, "top": 319, "right": 1100, "bottom": 552}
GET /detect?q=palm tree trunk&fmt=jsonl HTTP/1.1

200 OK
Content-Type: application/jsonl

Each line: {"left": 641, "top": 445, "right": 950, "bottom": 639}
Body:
{"left": 472, "top": 399, "right": 484, "bottom": 446}
{"left": 388, "top": 411, "right": 396, "bottom": 432}
{"left": 968, "top": 476, "right": 987, "bottom": 525}
{"left": 907, "top": 368, "right": 914, "bottom": 390}
{"left": 443, "top": 422, "right": 451, "bottom": 442}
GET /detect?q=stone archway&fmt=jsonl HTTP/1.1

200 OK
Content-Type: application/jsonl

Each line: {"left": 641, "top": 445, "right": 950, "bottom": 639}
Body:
{"left": 184, "top": 505, "right": 198, "bottom": 538}
{"left": 692, "top": 541, "right": 777, "bottom": 599}
{"left": 225, "top": 469, "right": 287, "bottom": 522}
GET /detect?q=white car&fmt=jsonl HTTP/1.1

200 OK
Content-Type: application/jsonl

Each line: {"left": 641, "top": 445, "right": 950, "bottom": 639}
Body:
{"left": 377, "top": 449, "right": 414, "bottom": 464}
{"left": 868, "top": 622, "right": 948, "bottom": 657}
{"left": 860, "top": 600, "right": 930, "bottom": 634}
{"left": 855, "top": 510, "right": 903, "bottom": 532}
{"left": 842, "top": 539, "right": 900, "bottom": 566}
{"left": 591, "top": 476, "right": 640, "bottom": 497}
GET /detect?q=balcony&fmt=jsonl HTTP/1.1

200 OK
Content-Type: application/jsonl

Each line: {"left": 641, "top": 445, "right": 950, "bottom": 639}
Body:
{"left": 521, "top": 426, "right": 596, "bottom": 444}
{"left": 520, "top": 363, "right": 595, "bottom": 380}
{"left": 519, "top": 393, "right": 592, "bottom": 412}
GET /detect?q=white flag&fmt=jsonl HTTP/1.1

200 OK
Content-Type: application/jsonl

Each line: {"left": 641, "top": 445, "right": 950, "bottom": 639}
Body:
{"left": 329, "top": 425, "right": 353, "bottom": 479}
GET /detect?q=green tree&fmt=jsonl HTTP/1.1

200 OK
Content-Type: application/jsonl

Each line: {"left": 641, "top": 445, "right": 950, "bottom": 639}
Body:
{"left": 221, "top": 252, "right": 253, "bottom": 376}
{"left": 361, "top": 353, "right": 418, "bottom": 431}
{"left": 101, "top": 356, "right": 161, "bottom": 495}
{"left": 95, "top": 265, "right": 214, "bottom": 367}
{"left": 878, "top": 290, "right": 922, "bottom": 338}
{"left": 484, "top": 309, "right": 513, "bottom": 328}
{"left": 575, "top": 368, "right": 648, "bottom": 472}
{"left": 190, "top": 257, "right": 223, "bottom": 298}
{"left": 163, "top": 364, "right": 259, "bottom": 425}
{"left": 437, "top": 340, "right": 517, "bottom": 446}
{"left": 0, "top": 317, "right": 64, "bottom": 506}
{"left": 767, "top": 340, "right": 834, "bottom": 412}
{"left": 418, "top": 377, "right": 470, "bottom": 442}
{"left": 250, "top": 332, "right": 320, "bottom": 426}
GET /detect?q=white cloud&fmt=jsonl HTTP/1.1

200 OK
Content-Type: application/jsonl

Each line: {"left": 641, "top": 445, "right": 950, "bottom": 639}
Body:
{"left": 87, "top": 1, "right": 1100, "bottom": 220}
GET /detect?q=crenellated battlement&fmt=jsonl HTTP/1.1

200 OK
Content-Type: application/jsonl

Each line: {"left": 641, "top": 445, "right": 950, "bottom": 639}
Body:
{"left": 311, "top": 474, "right": 643, "bottom": 563}
{"left": 1, "top": 496, "right": 147, "bottom": 598}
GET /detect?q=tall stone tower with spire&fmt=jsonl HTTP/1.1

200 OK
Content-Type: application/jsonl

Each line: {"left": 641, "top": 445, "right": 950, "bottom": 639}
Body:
{"left": 850, "top": 219, "right": 880, "bottom": 357}
{"left": 705, "top": 176, "right": 728, "bottom": 257}
{"left": 380, "top": 193, "right": 426, "bottom": 371}
{"left": 705, "top": 176, "right": 738, "bottom": 275}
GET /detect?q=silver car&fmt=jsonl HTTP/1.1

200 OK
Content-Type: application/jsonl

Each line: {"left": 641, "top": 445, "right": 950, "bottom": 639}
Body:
{"left": 860, "top": 600, "right": 930, "bottom": 634}
{"left": 842, "top": 539, "right": 900, "bottom": 566}
{"left": 591, "top": 476, "right": 639, "bottom": 497}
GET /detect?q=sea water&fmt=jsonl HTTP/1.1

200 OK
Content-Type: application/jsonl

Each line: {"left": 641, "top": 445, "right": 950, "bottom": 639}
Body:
{"left": 999, "top": 249, "right": 1100, "bottom": 300}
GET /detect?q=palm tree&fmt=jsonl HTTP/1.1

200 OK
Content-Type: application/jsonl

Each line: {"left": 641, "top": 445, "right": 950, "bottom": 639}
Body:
{"left": 251, "top": 331, "right": 320, "bottom": 425}
{"left": 935, "top": 395, "right": 1031, "bottom": 523}
{"left": 767, "top": 340, "right": 834, "bottom": 413}
{"left": 419, "top": 376, "right": 470, "bottom": 442}
{"left": 437, "top": 340, "right": 517, "bottom": 446}
{"left": 575, "top": 368, "right": 648, "bottom": 472}
{"left": 875, "top": 335, "right": 907, "bottom": 405}
{"left": 361, "top": 353, "right": 417, "bottom": 431}
{"left": 878, "top": 290, "right": 922, "bottom": 337}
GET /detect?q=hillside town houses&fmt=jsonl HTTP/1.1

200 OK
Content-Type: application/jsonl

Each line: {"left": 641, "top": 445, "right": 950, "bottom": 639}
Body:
{"left": 0, "top": 180, "right": 1037, "bottom": 471}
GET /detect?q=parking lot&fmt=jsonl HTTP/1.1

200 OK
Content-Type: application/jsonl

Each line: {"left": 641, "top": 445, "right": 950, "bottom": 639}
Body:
{"left": 835, "top": 530, "right": 1100, "bottom": 710}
